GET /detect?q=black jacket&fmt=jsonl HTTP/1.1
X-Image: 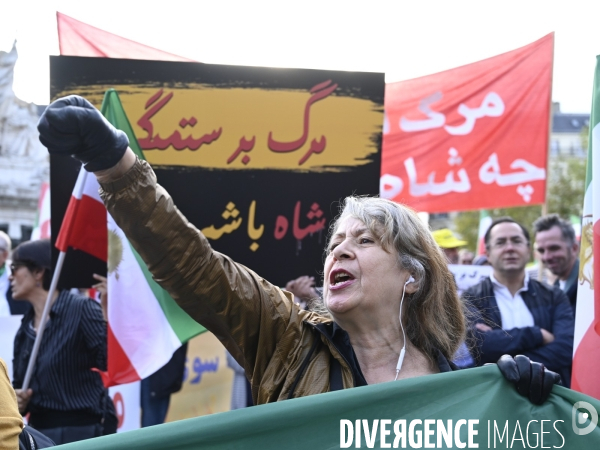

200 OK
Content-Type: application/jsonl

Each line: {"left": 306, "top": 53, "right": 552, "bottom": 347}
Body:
{"left": 463, "top": 277, "right": 574, "bottom": 387}
{"left": 554, "top": 259, "right": 579, "bottom": 312}
{"left": 146, "top": 343, "right": 188, "bottom": 399}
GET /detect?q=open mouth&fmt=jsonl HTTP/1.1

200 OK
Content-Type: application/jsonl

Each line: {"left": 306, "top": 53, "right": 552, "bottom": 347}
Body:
{"left": 329, "top": 269, "right": 355, "bottom": 287}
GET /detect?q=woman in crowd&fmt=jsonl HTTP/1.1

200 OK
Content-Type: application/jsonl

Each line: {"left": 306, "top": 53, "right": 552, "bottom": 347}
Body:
{"left": 10, "top": 239, "right": 116, "bottom": 445}
{"left": 37, "top": 96, "right": 560, "bottom": 405}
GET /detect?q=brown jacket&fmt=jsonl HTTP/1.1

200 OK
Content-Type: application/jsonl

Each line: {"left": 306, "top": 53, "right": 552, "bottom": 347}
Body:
{"left": 100, "top": 159, "right": 354, "bottom": 404}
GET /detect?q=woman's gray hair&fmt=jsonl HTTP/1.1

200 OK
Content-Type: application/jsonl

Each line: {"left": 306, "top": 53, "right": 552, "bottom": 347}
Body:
{"left": 325, "top": 197, "right": 442, "bottom": 299}
{"left": 320, "top": 196, "right": 466, "bottom": 364}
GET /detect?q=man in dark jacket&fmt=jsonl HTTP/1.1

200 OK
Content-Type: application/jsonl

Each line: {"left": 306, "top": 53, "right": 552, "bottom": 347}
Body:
{"left": 463, "top": 217, "right": 574, "bottom": 387}
{"left": 533, "top": 214, "right": 579, "bottom": 311}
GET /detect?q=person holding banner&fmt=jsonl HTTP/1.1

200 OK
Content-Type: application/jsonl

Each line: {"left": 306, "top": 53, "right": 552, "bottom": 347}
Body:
{"left": 9, "top": 239, "right": 116, "bottom": 445}
{"left": 37, "top": 95, "right": 560, "bottom": 406}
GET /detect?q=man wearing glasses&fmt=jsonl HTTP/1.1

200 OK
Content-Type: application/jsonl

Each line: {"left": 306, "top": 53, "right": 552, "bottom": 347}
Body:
{"left": 463, "top": 217, "right": 575, "bottom": 387}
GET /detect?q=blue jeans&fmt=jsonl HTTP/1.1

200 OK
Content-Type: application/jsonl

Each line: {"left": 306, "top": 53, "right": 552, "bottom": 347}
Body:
{"left": 140, "top": 378, "right": 171, "bottom": 427}
{"left": 37, "top": 424, "right": 101, "bottom": 445}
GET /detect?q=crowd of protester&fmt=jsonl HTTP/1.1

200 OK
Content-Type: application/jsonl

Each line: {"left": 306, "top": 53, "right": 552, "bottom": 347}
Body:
{"left": 1, "top": 202, "right": 582, "bottom": 448}
{"left": 0, "top": 93, "right": 582, "bottom": 447}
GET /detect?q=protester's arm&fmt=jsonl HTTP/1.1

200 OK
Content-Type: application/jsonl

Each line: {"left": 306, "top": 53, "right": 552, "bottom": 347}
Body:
{"left": 37, "top": 96, "right": 300, "bottom": 386}
{"left": 80, "top": 294, "right": 109, "bottom": 371}
{"left": 97, "top": 158, "right": 295, "bottom": 382}
{"left": 473, "top": 325, "right": 544, "bottom": 363}
{"left": 464, "top": 289, "right": 544, "bottom": 364}
{"left": 0, "top": 359, "right": 23, "bottom": 450}
{"left": 94, "top": 147, "right": 137, "bottom": 184}
{"left": 520, "top": 290, "right": 574, "bottom": 371}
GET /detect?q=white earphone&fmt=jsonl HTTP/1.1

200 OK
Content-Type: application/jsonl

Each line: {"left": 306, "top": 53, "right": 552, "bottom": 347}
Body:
{"left": 396, "top": 275, "right": 415, "bottom": 380}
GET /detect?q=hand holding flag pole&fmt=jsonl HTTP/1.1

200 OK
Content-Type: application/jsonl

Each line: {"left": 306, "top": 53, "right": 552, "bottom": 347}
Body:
{"left": 21, "top": 157, "right": 109, "bottom": 390}
{"left": 23, "top": 95, "right": 122, "bottom": 390}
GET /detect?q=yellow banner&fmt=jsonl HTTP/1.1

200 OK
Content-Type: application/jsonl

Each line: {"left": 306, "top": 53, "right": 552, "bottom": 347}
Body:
{"left": 166, "top": 332, "right": 233, "bottom": 421}
{"left": 55, "top": 82, "right": 381, "bottom": 171}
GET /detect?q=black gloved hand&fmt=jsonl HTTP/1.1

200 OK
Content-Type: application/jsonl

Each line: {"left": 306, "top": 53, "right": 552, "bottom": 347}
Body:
{"left": 37, "top": 95, "right": 129, "bottom": 172}
{"left": 496, "top": 354, "right": 561, "bottom": 405}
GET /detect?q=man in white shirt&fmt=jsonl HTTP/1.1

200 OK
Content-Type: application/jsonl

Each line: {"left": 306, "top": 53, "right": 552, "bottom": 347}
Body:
{"left": 463, "top": 217, "right": 575, "bottom": 387}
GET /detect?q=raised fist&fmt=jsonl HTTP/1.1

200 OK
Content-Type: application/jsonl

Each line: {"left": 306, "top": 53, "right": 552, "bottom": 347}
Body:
{"left": 38, "top": 95, "right": 129, "bottom": 172}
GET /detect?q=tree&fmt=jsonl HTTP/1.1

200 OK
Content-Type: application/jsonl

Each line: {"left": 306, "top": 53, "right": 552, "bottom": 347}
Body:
{"left": 454, "top": 206, "right": 542, "bottom": 253}
{"left": 546, "top": 155, "right": 586, "bottom": 218}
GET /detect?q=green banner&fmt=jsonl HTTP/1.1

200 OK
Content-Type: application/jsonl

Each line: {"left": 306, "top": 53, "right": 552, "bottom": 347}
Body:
{"left": 57, "top": 366, "right": 600, "bottom": 449}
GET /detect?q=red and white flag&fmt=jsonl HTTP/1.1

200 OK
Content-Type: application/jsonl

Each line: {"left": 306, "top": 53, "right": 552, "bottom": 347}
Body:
{"left": 52, "top": 89, "right": 205, "bottom": 387}
{"left": 57, "top": 12, "right": 194, "bottom": 62}
{"left": 381, "top": 34, "right": 553, "bottom": 213}
{"left": 55, "top": 168, "right": 107, "bottom": 262}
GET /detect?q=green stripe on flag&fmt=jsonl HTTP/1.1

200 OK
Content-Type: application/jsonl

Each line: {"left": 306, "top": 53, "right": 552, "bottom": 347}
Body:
{"left": 101, "top": 89, "right": 206, "bottom": 342}
{"left": 584, "top": 55, "right": 600, "bottom": 191}
{"left": 100, "top": 89, "right": 146, "bottom": 160}
{"left": 129, "top": 241, "right": 205, "bottom": 341}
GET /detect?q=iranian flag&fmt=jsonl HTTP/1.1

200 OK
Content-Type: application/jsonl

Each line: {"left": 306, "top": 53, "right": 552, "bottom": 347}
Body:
{"left": 102, "top": 89, "right": 205, "bottom": 386}
{"left": 56, "top": 90, "right": 205, "bottom": 386}
{"left": 571, "top": 56, "right": 600, "bottom": 399}
{"left": 55, "top": 12, "right": 204, "bottom": 386}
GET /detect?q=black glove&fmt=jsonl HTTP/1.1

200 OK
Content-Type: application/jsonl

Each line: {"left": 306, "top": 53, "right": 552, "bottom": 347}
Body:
{"left": 37, "top": 95, "right": 129, "bottom": 172}
{"left": 496, "top": 354, "right": 561, "bottom": 405}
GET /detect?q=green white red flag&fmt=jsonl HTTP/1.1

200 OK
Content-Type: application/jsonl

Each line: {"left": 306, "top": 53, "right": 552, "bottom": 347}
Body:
{"left": 56, "top": 13, "right": 204, "bottom": 387}
{"left": 55, "top": 90, "right": 205, "bottom": 386}
{"left": 572, "top": 56, "right": 600, "bottom": 399}
{"left": 101, "top": 90, "right": 205, "bottom": 386}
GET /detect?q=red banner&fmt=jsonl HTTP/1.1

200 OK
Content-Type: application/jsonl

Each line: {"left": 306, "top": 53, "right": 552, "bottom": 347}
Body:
{"left": 57, "top": 12, "right": 194, "bottom": 62}
{"left": 381, "top": 33, "right": 553, "bottom": 213}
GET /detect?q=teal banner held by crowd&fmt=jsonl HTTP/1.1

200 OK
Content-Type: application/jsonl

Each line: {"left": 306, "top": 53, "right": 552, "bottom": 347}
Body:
{"left": 56, "top": 366, "right": 600, "bottom": 449}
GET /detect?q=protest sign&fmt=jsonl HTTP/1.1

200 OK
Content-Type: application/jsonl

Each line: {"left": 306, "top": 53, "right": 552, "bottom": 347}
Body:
{"left": 49, "top": 56, "right": 384, "bottom": 288}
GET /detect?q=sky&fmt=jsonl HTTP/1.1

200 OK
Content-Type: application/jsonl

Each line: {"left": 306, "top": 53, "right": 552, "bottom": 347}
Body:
{"left": 1, "top": 0, "right": 599, "bottom": 113}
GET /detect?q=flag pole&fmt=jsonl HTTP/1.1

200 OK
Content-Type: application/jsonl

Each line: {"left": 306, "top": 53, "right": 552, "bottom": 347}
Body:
{"left": 538, "top": 33, "right": 555, "bottom": 282}
{"left": 21, "top": 166, "right": 90, "bottom": 390}
{"left": 21, "top": 250, "right": 67, "bottom": 390}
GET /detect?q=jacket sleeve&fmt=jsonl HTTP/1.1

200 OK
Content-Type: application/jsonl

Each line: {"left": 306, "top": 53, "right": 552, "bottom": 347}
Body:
{"left": 464, "top": 285, "right": 544, "bottom": 364}
{"left": 99, "top": 158, "right": 294, "bottom": 384}
{"left": 520, "top": 288, "right": 574, "bottom": 371}
{"left": 472, "top": 326, "right": 544, "bottom": 364}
